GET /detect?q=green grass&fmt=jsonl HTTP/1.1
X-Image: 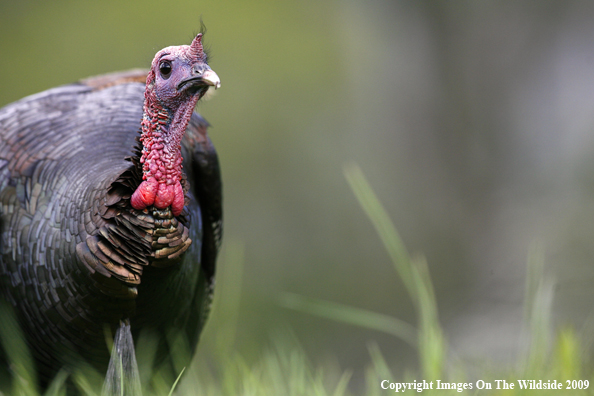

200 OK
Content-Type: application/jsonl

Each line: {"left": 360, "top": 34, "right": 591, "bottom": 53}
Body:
{"left": 1, "top": 163, "right": 593, "bottom": 395}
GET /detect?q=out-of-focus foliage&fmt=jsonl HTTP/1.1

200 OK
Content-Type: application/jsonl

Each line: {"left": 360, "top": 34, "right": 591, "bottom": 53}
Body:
{"left": 3, "top": 0, "right": 594, "bottom": 390}
{"left": 1, "top": 166, "right": 592, "bottom": 395}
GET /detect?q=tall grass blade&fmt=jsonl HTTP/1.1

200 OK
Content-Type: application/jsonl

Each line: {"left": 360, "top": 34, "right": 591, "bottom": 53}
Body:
{"left": 344, "top": 163, "right": 446, "bottom": 380}
{"left": 555, "top": 327, "right": 580, "bottom": 380}
{"left": 167, "top": 367, "right": 186, "bottom": 396}
{"left": 43, "top": 370, "right": 68, "bottom": 396}
{"left": 410, "top": 255, "right": 445, "bottom": 381}
{"left": 120, "top": 355, "right": 123, "bottom": 396}
{"left": 367, "top": 342, "right": 393, "bottom": 382}
{"left": 522, "top": 241, "right": 554, "bottom": 377}
{"left": 102, "top": 320, "right": 142, "bottom": 396}
{"left": 0, "top": 301, "right": 38, "bottom": 396}
{"left": 280, "top": 293, "right": 417, "bottom": 347}
{"left": 331, "top": 369, "right": 352, "bottom": 396}
{"left": 343, "top": 163, "right": 416, "bottom": 302}
{"left": 73, "top": 371, "right": 100, "bottom": 396}
{"left": 135, "top": 331, "right": 158, "bottom": 392}
{"left": 524, "top": 241, "right": 545, "bottom": 324}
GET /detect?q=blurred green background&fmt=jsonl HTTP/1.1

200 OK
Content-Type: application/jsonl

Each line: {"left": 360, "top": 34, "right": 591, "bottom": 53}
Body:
{"left": 2, "top": 0, "right": 594, "bottom": 389}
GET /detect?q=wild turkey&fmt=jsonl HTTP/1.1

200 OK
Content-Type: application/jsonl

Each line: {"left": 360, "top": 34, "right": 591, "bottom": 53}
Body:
{"left": 0, "top": 34, "right": 222, "bottom": 389}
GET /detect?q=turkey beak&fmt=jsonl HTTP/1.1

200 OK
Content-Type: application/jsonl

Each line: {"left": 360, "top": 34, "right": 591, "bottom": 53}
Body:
{"left": 177, "top": 67, "right": 221, "bottom": 92}
{"left": 201, "top": 69, "right": 221, "bottom": 90}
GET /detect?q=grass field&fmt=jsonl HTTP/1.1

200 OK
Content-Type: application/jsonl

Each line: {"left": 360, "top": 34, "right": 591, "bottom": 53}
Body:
{"left": 1, "top": 165, "right": 593, "bottom": 395}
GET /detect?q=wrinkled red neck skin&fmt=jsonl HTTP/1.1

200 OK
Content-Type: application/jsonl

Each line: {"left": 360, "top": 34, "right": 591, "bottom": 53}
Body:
{"left": 130, "top": 87, "right": 199, "bottom": 216}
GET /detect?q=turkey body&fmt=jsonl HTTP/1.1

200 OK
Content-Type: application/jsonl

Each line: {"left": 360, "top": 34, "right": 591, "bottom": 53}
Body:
{"left": 0, "top": 70, "right": 221, "bottom": 384}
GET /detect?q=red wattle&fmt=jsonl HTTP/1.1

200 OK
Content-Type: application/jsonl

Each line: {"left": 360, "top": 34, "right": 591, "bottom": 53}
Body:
{"left": 171, "top": 182, "right": 185, "bottom": 217}
{"left": 131, "top": 178, "right": 158, "bottom": 210}
{"left": 154, "top": 183, "right": 175, "bottom": 209}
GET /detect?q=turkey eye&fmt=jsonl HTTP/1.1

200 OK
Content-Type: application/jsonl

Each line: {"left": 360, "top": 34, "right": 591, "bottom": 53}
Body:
{"left": 159, "top": 61, "right": 172, "bottom": 78}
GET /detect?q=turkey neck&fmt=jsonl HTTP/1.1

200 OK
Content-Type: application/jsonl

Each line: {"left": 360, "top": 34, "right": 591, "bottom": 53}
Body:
{"left": 139, "top": 93, "right": 198, "bottom": 187}
{"left": 131, "top": 89, "right": 199, "bottom": 216}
